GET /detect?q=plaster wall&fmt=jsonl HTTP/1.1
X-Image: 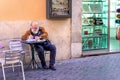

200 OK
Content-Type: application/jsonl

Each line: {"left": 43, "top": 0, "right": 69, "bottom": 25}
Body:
{"left": 0, "top": 0, "right": 82, "bottom": 62}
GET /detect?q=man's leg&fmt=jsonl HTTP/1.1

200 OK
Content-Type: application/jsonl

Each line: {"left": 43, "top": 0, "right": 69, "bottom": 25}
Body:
{"left": 49, "top": 44, "right": 56, "bottom": 65}
{"left": 34, "top": 45, "right": 48, "bottom": 69}
{"left": 44, "top": 44, "right": 56, "bottom": 70}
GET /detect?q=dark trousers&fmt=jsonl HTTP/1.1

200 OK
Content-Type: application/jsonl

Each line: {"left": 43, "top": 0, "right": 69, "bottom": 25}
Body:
{"left": 34, "top": 43, "right": 56, "bottom": 67}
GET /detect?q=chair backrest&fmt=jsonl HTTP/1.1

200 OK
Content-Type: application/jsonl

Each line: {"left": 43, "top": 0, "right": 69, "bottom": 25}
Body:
{"left": 9, "top": 39, "right": 23, "bottom": 51}
{"left": 2, "top": 50, "right": 21, "bottom": 64}
{"left": 0, "top": 39, "right": 23, "bottom": 64}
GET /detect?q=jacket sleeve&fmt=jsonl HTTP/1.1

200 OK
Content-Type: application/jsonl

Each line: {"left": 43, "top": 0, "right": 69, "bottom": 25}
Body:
{"left": 40, "top": 27, "right": 48, "bottom": 39}
{"left": 21, "top": 30, "right": 31, "bottom": 40}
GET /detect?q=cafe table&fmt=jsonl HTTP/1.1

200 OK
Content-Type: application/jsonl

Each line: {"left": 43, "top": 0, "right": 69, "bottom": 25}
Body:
{"left": 21, "top": 39, "right": 46, "bottom": 69}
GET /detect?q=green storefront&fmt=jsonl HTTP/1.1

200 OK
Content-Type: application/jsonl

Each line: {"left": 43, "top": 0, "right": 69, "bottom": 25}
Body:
{"left": 82, "top": 0, "right": 120, "bottom": 55}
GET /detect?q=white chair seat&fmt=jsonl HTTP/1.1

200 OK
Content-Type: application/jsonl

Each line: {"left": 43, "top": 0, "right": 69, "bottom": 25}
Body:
{"left": 0, "top": 59, "right": 20, "bottom": 65}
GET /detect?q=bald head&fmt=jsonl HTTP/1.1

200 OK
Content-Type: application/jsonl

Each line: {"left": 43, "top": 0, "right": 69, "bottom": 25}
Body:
{"left": 31, "top": 21, "right": 39, "bottom": 29}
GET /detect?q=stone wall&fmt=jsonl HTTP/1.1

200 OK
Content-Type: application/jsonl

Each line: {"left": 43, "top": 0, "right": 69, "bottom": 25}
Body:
{"left": 71, "top": 0, "right": 82, "bottom": 58}
{"left": 0, "top": 20, "right": 71, "bottom": 62}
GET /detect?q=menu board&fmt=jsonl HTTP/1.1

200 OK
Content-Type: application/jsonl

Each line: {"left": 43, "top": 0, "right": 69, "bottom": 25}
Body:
{"left": 52, "top": 0, "right": 69, "bottom": 16}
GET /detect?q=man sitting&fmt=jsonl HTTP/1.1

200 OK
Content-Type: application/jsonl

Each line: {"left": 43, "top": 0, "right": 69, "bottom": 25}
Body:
{"left": 21, "top": 21, "right": 56, "bottom": 70}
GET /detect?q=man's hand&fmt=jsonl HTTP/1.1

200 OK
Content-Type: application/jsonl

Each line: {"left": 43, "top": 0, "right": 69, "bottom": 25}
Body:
{"left": 28, "top": 35, "right": 33, "bottom": 39}
{"left": 35, "top": 36, "right": 41, "bottom": 41}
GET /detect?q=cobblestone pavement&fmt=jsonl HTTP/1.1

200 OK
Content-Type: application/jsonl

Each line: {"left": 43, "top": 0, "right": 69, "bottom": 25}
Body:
{"left": 1, "top": 53, "right": 120, "bottom": 80}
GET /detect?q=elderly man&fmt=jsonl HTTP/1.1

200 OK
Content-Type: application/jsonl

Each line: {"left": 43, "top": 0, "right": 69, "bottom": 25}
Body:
{"left": 21, "top": 21, "right": 56, "bottom": 70}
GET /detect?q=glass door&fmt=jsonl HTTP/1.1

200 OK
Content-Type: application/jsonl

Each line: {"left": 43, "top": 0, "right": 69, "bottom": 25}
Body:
{"left": 82, "top": 0, "right": 108, "bottom": 51}
{"left": 110, "top": 0, "right": 120, "bottom": 51}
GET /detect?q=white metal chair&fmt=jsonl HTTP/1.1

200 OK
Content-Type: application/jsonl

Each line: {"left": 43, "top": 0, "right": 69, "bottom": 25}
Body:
{"left": 9, "top": 39, "right": 23, "bottom": 51}
{"left": 0, "top": 50, "right": 25, "bottom": 80}
{"left": 9, "top": 39, "right": 25, "bottom": 54}
{"left": 0, "top": 38, "right": 27, "bottom": 80}
{"left": 9, "top": 39, "right": 30, "bottom": 64}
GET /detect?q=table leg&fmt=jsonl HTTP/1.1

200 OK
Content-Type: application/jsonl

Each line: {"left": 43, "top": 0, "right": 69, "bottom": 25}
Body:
{"left": 27, "top": 44, "right": 40, "bottom": 69}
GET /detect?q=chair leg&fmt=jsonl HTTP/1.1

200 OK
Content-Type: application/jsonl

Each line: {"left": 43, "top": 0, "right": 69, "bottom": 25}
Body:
{"left": 20, "top": 61, "right": 25, "bottom": 80}
{"left": 2, "top": 64, "right": 6, "bottom": 80}
{"left": 23, "top": 55, "right": 26, "bottom": 65}
{"left": 12, "top": 64, "right": 15, "bottom": 72}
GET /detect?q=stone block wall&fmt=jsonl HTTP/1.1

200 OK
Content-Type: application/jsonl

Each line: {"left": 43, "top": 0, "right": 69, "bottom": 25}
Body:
{"left": 0, "top": 20, "right": 71, "bottom": 62}
{"left": 71, "top": 0, "right": 82, "bottom": 58}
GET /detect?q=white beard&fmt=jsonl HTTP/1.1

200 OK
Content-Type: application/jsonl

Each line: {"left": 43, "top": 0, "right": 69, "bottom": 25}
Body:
{"left": 31, "top": 27, "right": 39, "bottom": 34}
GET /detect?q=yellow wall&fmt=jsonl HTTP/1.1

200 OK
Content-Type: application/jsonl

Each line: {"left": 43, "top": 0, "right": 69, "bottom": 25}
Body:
{"left": 0, "top": 0, "right": 46, "bottom": 21}
{"left": 0, "top": 0, "right": 72, "bottom": 61}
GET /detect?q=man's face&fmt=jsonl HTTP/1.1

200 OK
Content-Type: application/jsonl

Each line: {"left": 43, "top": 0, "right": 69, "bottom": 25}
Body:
{"left": 31, "top": 22, "right": 39, "bottom": 31}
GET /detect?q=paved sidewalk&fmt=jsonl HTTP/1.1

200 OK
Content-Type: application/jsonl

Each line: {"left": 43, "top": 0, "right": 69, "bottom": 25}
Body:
{"left": 1, "top": 53, "right": 120, "bottom": 80}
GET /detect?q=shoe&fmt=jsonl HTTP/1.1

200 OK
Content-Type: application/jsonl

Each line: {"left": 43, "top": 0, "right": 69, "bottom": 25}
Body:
{"left": 49, "top": 65, "right": 56, "bottom": 71}
{"left": 42, "top": 65, "right": 48, "bottom": 69}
